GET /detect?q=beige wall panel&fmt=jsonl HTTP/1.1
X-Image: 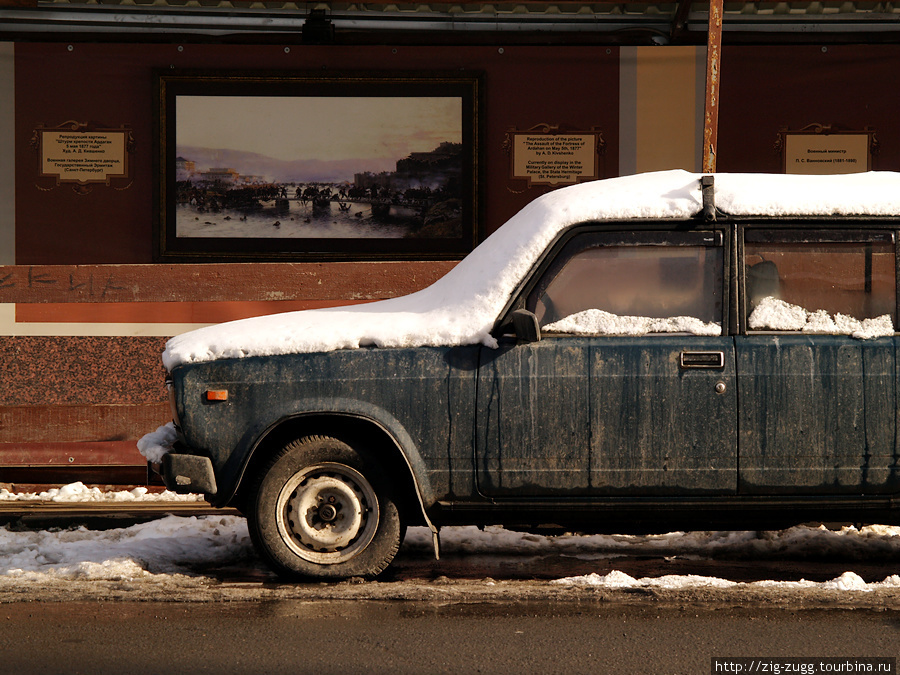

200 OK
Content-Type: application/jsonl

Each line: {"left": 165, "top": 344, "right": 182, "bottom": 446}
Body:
{"left": 634, "top": 46, "right": 702, "bottom": 174}
{"left": 0, "top": 304, "right": 206, "bottom": 336}
{"left": 618, "top": 46, "right": 638, "bottom": 176}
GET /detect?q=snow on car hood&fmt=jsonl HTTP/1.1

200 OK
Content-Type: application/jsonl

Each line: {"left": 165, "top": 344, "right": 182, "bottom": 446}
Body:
{"left": 162, "top": 170, "right": 900, "bottom": 370}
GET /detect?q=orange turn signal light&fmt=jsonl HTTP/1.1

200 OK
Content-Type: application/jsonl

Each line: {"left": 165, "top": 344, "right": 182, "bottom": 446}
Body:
{"left": 205, "top": 389, "right": 229, "bottom": 401}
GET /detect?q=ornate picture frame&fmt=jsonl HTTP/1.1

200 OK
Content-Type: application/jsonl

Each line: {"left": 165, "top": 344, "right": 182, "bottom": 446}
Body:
{"left": 154, "top": 70, "right": 483, "bottom": 261}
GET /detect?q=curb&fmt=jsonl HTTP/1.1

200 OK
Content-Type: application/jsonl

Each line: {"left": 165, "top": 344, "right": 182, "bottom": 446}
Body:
{"left": 0, "top": 501, "right": 241, "bottom": 530}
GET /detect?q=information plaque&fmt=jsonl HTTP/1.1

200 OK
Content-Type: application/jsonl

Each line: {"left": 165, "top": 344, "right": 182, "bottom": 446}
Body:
{"left": 32, "top": 121, "right": 133, "bottom": 193}
{"left": 778, "top": 124, "right": 874, "bottom": 175}
{"left": 506, "top": 126, "right": 603, "bottom": 187}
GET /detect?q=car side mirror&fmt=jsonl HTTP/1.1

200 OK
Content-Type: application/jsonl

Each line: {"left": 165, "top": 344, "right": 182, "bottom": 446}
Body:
{"left": 511, "top": 309, "right": 541, "bottom": 343}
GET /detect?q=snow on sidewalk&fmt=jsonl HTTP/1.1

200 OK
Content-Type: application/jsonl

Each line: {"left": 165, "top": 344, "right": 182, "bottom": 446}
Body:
{"left": 0, "top": 481, "right": 204, "bottom": 504}
{"left": 0, "top": 484, "right": 898, "bottom": 592}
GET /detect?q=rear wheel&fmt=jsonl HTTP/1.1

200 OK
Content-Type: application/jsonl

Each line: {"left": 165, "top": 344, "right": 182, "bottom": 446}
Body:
{"left": 248, "top": 435, "right": 402, "bottom": 580}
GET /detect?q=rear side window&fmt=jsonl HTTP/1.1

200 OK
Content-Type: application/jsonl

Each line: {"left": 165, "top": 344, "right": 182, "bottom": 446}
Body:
{"left": 744, "top": 230, "right": 896, "bottom": 337}
{"left": 527, "top": 231, "right": 724, "bottom": 336}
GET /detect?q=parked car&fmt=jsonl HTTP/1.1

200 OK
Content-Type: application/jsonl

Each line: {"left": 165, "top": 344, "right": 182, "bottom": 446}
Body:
{"left": 142, "top": 169, "right": 900, "bottom": 580}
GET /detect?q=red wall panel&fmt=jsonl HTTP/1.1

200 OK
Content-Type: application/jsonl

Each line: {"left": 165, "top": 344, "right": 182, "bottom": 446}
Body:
{"left": 15, "top": 43, "right": 621, "bottom": 265}
{"left": 718, "top": 45, "right": 900, "bottom": 174}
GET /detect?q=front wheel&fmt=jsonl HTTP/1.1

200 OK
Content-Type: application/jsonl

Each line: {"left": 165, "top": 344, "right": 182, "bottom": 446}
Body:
{"left": 248, "top": 435, "right": 402, "bottom": 580}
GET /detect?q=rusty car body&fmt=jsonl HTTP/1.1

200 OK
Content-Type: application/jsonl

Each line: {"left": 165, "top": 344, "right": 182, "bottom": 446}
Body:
{"left": 155, "top": 172, "right": 900, "bottom": 579}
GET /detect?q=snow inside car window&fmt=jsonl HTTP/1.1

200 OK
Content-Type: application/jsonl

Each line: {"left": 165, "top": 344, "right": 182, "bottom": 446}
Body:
{"left": 745, "top": 231, "right": 896, "bottom": 338}
{"left": 529, "top": 231, "right": 724, "bottom": 336}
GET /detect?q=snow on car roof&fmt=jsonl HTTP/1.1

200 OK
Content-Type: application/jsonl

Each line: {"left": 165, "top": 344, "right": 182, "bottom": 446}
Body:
{"left": 162, "top": 169, "right": 900, "bottom": 370}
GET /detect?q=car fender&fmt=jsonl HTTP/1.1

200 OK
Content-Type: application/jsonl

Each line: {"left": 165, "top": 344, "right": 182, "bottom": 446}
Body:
{"left": 218, "top": 397, "right": 437, "bottom": 531}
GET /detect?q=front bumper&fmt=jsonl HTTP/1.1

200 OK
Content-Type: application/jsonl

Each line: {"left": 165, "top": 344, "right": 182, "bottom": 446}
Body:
{"left": 160, "top": 453, "right": 218, "bottom": 496}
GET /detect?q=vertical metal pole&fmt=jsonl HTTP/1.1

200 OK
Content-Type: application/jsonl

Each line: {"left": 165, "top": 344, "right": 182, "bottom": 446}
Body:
{"left": 703, "top": 0, "right": 724, "bottom": 173}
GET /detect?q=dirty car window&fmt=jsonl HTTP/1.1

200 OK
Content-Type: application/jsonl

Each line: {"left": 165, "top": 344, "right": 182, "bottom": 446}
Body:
{"left": 745, "top": 230, "right": 896, "bottom": 335}
{"left": 528, "top": 231, "right": 724, "bottom": 333}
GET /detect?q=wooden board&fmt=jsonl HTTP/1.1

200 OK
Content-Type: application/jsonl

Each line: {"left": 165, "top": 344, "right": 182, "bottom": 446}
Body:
{"left": 0, "top": 404, "right": 170, "bottom": 443}
{"left": 0, "top": 261, "right": 457, "bottom": 304}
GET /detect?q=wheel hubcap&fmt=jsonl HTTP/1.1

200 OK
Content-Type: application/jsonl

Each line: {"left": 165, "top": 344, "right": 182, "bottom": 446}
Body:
{"left": 275, "top": 462, "right": 380, "bottom": 565}
{"left": 318, "top": 502, "right": 338, "bottom": 522}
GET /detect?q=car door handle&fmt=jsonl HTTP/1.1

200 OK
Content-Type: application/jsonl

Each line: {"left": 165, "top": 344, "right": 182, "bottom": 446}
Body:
{"left": 680, "top": 351, "right": 725, "bottom": 369}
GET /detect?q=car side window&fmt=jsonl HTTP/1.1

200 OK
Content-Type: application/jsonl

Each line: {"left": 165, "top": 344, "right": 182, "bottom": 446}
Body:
{"left": 744, "top": 230, "right": 896, "bottom": 337}
{"left": 527, "top": 231, "right": 724, "bottom": 337}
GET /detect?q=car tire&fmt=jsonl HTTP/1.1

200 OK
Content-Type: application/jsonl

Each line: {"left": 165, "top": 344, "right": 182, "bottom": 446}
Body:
{"left": 247, "top": 435, "right": 402, "bottom": 580}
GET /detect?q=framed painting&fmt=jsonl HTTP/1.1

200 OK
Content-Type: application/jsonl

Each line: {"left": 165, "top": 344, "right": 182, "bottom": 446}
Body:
{"left": 154, "top": 70, "right": 483, "bottom": 261}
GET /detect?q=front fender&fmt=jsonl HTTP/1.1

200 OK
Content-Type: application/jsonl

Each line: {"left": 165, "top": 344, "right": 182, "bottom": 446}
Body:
{"left": 216, "top": 397, "right": 435, "bottom": 514}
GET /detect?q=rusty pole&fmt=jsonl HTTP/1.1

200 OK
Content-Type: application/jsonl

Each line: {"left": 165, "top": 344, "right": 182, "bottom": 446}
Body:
{"left": 702, "top": 0, "right": 724, "bottom": 173}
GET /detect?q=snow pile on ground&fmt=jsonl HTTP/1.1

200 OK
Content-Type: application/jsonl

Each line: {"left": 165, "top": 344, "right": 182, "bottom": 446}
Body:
{"left": 137, "top": 422, "right": 178, "bottom": 464}
{"left": 0, "top": 481, "right": 202, "bottom": 503}
{"left": 0, "top": 513, "right": 899, "bottom": 590}
{"left": 552, "top": 570, "right": 737, "bottom": 589}
{"left": 543, "top": 309, "right": 721, "bottom": 337}
{"left": 404, "top": 522, "right": 900, "bottom": 561}
{"left": 0, "top": 515, "right": 249, "bottom": 581}
{"left": 417, "top": 524, "right": 900, "bottom": 592}
{"left": 749, "top": 297, "right": 894, "bottom": 339}
{"left": 162, "top": 170, "right": 704, "bottom": 370}
{"left": 551, "top": 569, "right": 900, "bottom": 591}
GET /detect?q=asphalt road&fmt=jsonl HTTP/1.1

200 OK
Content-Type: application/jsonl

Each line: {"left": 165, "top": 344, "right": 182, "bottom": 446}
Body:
{"left": 1, "top": 507, "right": 899, "bottom": 675}
{"left": 0, "top": 600, "right": 897, "bottom": 675}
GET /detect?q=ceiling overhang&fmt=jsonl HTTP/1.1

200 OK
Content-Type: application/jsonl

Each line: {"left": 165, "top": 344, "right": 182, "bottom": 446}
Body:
{"left": 1, "top": 0, "right": 899, "bottom": 44}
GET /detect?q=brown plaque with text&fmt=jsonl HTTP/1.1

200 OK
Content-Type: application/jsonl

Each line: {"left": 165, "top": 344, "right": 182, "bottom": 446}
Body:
{"left": 506, "top": 125, "right": 604, "bottom": 188}
{"left": 32, "top": 121, "right": 134, "bottom": 193}
{"left": 777, "top": 124, "right": 875, "bottom": 176}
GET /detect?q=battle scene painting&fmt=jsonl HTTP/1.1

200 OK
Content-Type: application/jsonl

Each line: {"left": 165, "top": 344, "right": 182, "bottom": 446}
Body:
{"left": 155, "top": 72, "right": 481, "bottom": 260}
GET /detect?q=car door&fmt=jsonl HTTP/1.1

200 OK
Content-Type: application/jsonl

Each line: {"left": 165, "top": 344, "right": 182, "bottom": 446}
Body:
{"left": 737, "top": 227, "right": 900, "bottom": 495}
{"left": 475, "top": 227, "right": 737, "bottom": 497}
